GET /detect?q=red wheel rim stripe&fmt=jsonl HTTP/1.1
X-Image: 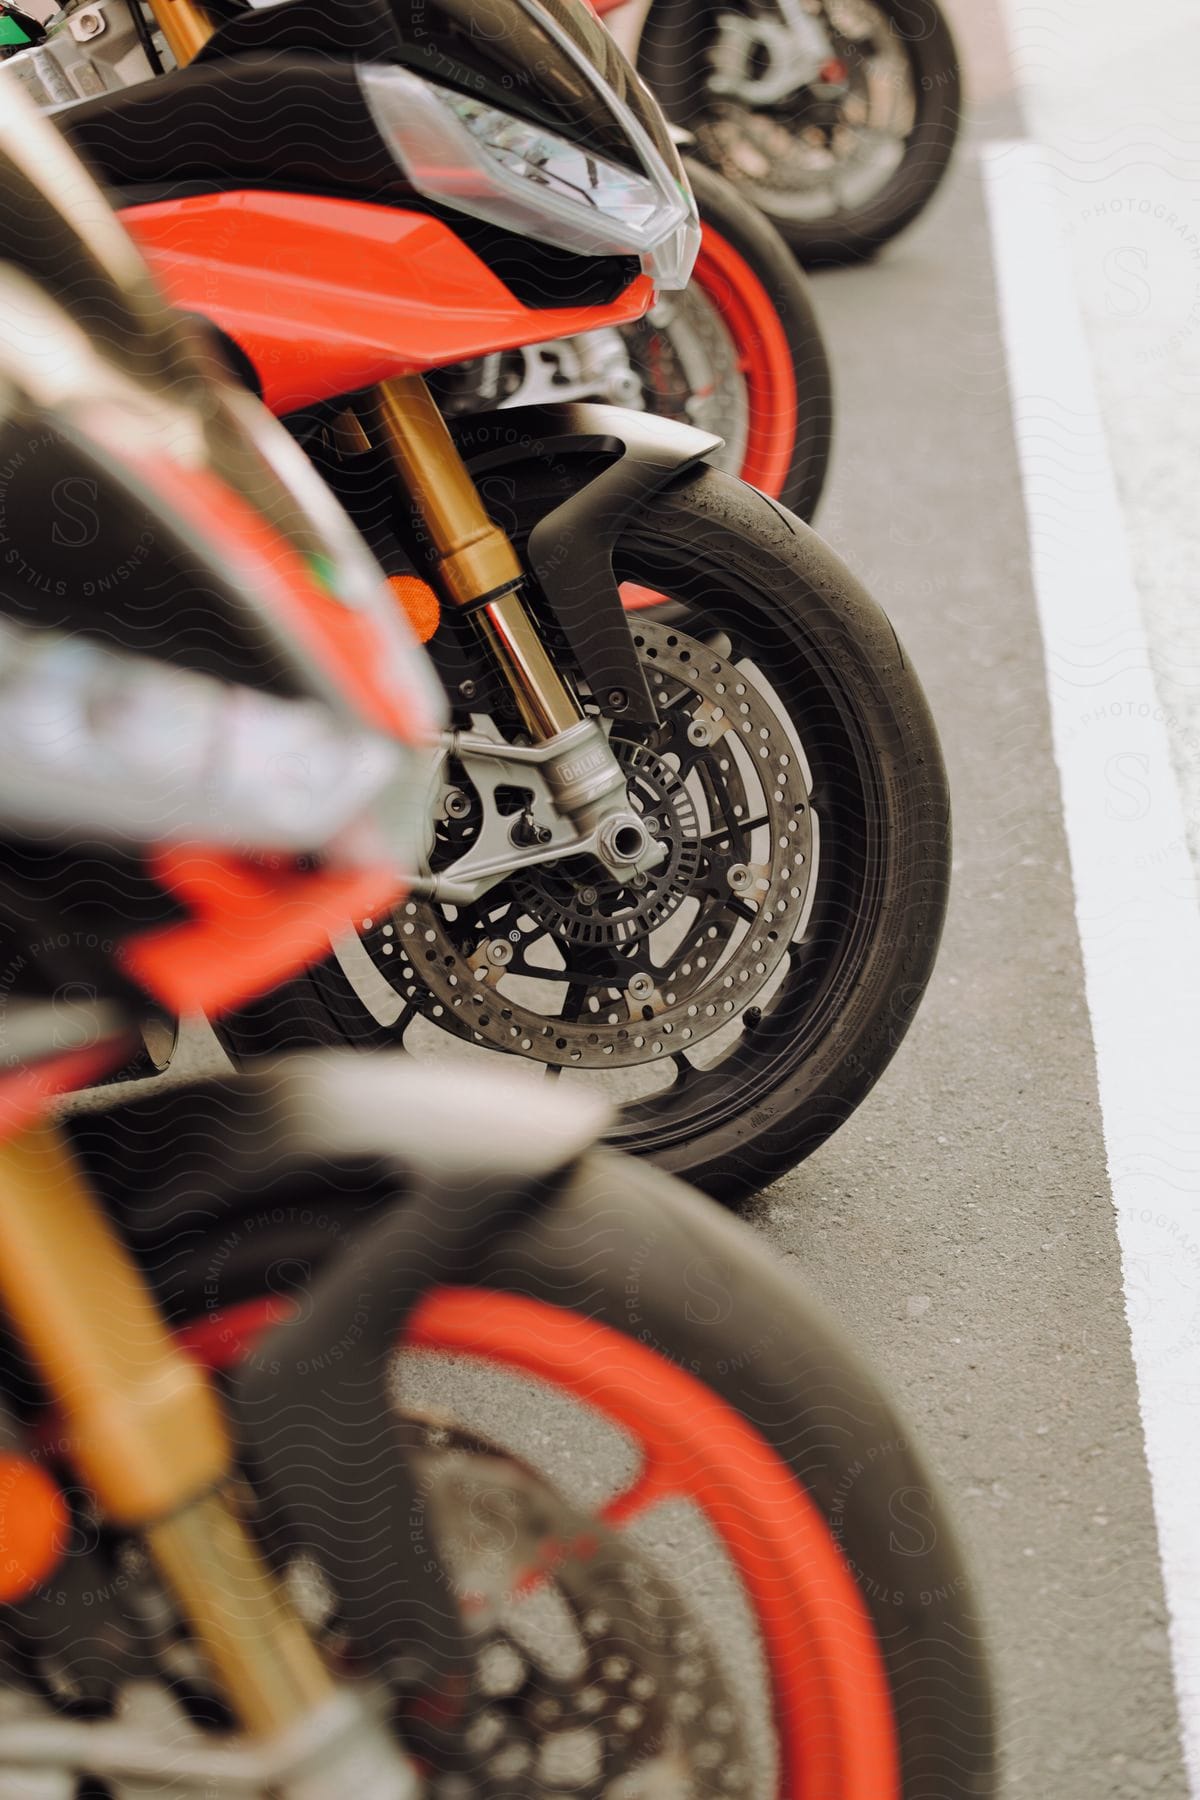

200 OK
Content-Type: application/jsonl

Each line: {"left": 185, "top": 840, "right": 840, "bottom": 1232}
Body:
{"left": 618, "top": 219, "right": 800, "bottom": 613}
{"left": 180, "top": 1288, "right": 900, "bottom": 1799}
{"left": 692, "top": 222, "right": 799, "bottom": 499}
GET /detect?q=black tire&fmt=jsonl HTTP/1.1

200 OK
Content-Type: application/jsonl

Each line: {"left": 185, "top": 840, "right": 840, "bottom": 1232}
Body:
{"left": 220, "top": 465, "right": 950, "bottom": 1207}
{"left": 641, "top": 0, "right": 962, "bottom": 265}
{"left": 130, "top": 1071, "right": 994, "bottom": 1799}
{"left": 684, "top": 156, "right": 833, "bottom": 517}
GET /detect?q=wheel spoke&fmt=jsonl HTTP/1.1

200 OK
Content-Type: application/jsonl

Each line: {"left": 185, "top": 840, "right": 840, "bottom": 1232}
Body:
{"left": 600, "top": 1459, "right": 679, "bottom": 1529}
{"left": 559, "top": 982, "right": 590, "bottom": 1025}
{"left": 389, "top": 1001, "right": 421, "bottom": 1044}
{"left": 701, "top": 813, "right": 769, "bottom": 850}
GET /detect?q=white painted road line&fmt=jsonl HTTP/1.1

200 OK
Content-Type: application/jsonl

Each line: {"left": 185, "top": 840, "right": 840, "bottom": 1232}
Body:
{"left": 982, "top": 138, "right": 1200, "bottom": 1789}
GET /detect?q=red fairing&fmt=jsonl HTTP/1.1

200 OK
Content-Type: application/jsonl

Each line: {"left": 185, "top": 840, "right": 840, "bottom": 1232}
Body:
{"left": 123, "top": 850, "right": 404, "bottom": 1019}
{"left": 121, "top": 192, "right": 654, "bottom": 416}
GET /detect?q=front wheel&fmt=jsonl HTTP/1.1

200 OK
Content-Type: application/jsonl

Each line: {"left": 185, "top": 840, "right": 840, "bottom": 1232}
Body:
{"left": 640, "top": 0, "right": 962, "bottom": 265}
{"left": 219, "top": 465, "right": 950, "bottom": 1206}
{"left": 163, "top": 1096, "right": 994, "bottom": 1799}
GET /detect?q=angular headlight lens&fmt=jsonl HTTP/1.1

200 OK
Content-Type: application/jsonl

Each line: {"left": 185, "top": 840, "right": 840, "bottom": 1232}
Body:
{"left": 360, "top": 64, "right": 699, "bottom": 291}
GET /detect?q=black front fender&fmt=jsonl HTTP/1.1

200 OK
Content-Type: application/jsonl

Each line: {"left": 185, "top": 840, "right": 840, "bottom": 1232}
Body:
{"left": 451, "top": 404, "right": 723, "bottom": 727}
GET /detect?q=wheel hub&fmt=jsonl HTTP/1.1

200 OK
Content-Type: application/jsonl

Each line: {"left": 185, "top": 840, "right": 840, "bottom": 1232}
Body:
{"left": 366, "top": 617, "right": 814, "bottom": 1072}
{"left": 699, "top": 0, "right": 914, "bottom": 219}
{"left": 513, "top": 739, "right": 701, "bottom": 950}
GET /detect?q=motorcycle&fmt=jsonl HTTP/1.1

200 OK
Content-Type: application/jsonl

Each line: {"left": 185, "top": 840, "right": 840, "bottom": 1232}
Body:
{"left": 0, "top": 77, "right": 995, "bottom": 1798}
{"left": 55, "top": 0, "right": 952, "bottom": 1207}
{"left": 600, "top": 0, "right": 962, "bottom": 264}
{"left": 7, "top": 0, "right": 833, "bottom": 518}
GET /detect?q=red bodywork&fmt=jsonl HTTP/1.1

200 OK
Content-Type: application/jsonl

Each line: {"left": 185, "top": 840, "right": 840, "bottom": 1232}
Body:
{"left": 122, "top": 191, "right": 654, "bottom": 416}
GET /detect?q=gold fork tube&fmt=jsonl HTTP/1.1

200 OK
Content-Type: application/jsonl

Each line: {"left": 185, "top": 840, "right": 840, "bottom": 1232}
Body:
{"left": 144, "top": 0, "right": 214, "bottom": 65}
{"left": 0, "top": 1122, "right": 227, "bottom": 1527}
{"left": 373, "top": 376, "right": 524, "bottom": 604}
{"left": 147, "top": 1489, "right": 334, "bottom": 1736}
{"left": 371, "top": 376, "right": 583, "bottom": 739}
{"left": 0, "top": 1123, "right": 335, "bottom": 1736}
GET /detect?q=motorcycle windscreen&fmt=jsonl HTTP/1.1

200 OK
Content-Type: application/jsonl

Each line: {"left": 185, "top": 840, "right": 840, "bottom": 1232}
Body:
{"left": 202, "top": 0, "right": 683, "bottom": 179}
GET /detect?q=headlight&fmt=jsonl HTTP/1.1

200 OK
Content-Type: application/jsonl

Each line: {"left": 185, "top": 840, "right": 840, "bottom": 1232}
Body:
{"left": 360, "top": 64, "right": 699, "bottom": 291}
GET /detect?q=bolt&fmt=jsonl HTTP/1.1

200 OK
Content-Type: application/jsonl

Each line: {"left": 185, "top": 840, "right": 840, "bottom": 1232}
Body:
{"left": 727, "top": 863, "right": 755, "bottom": 893}
{"left": 629, "top": 871, "right": 649, "bottom": 890}
{"left": 607, "top": 689, "right": 628, "bottom": 713}
{"left": 485, "top": 940, "right": 513, "bottom": 968}
{"left": 72, "top": 8, "right": 104, "bottom": 36}
{"left": 610, "top": 373, "right": 643, "bottom": 406}
{"left": 628, "top": 972, "right": 655, "bottom": 1002}
{"left": 578, "top": 886, "right": 599, "bottom": 907}
{"left": 443, "top": 787, "right": 471, "bottom": 820}
{"left": 645, "top": 817, "right": 661, "bottom": 836}
{"left": 458, "top": 678, "right": 477, "bottom": 702}
{"left": 510, "top": 810, "right": 553, "bottom": 848}
{"left": 687, "top": 720, "right": 712, "bottom": 748}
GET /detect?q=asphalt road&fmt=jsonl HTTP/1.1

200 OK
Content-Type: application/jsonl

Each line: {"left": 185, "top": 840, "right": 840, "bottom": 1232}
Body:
{"left": 759, "top": 1, "right": 1190, "bottom": 1792}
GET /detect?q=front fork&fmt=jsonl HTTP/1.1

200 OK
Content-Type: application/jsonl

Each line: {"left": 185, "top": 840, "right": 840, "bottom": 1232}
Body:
{"left": 135, "top": 6, "right": 656, "bottom": 870}
{"left": 367, "top": 375, "right": 663, "bottom": 878}
{"left": 0, "top": 1121, "right": 415, "bottom": 1794}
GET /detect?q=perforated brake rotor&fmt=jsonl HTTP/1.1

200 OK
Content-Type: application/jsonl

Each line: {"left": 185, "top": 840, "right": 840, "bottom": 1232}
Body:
{"left": 367, "top": 618, "right": 814, "bottom": 1071}
{"left": 401, "top": 1419, "right": 753, "bottom": 1799}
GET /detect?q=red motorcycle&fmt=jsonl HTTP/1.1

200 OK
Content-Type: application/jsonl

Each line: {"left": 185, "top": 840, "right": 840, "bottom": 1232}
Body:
{"left": 0, "top": 78, "right": 993, "bottom": 1798}
{"left": 58, "top": 0, "right": 951, "bottom": 1206}
{"left": 6, "top": 0, "right": 834, "bottom": 516}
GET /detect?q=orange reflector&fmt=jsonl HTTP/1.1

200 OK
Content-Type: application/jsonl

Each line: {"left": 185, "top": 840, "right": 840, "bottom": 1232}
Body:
{"left": 388, "top": 574, "right": 441, "bottom": 644}
{"left": 0, "top": 1454, "right": 67, "bottom": 1601}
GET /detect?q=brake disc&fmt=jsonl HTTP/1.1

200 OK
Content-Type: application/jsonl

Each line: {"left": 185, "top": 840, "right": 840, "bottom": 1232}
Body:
{"left": 402, "top": 1421, "right": 753, "bottom": 1799}
{"left": 363, "top": 618, "right": 814, "bottom": 1071}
